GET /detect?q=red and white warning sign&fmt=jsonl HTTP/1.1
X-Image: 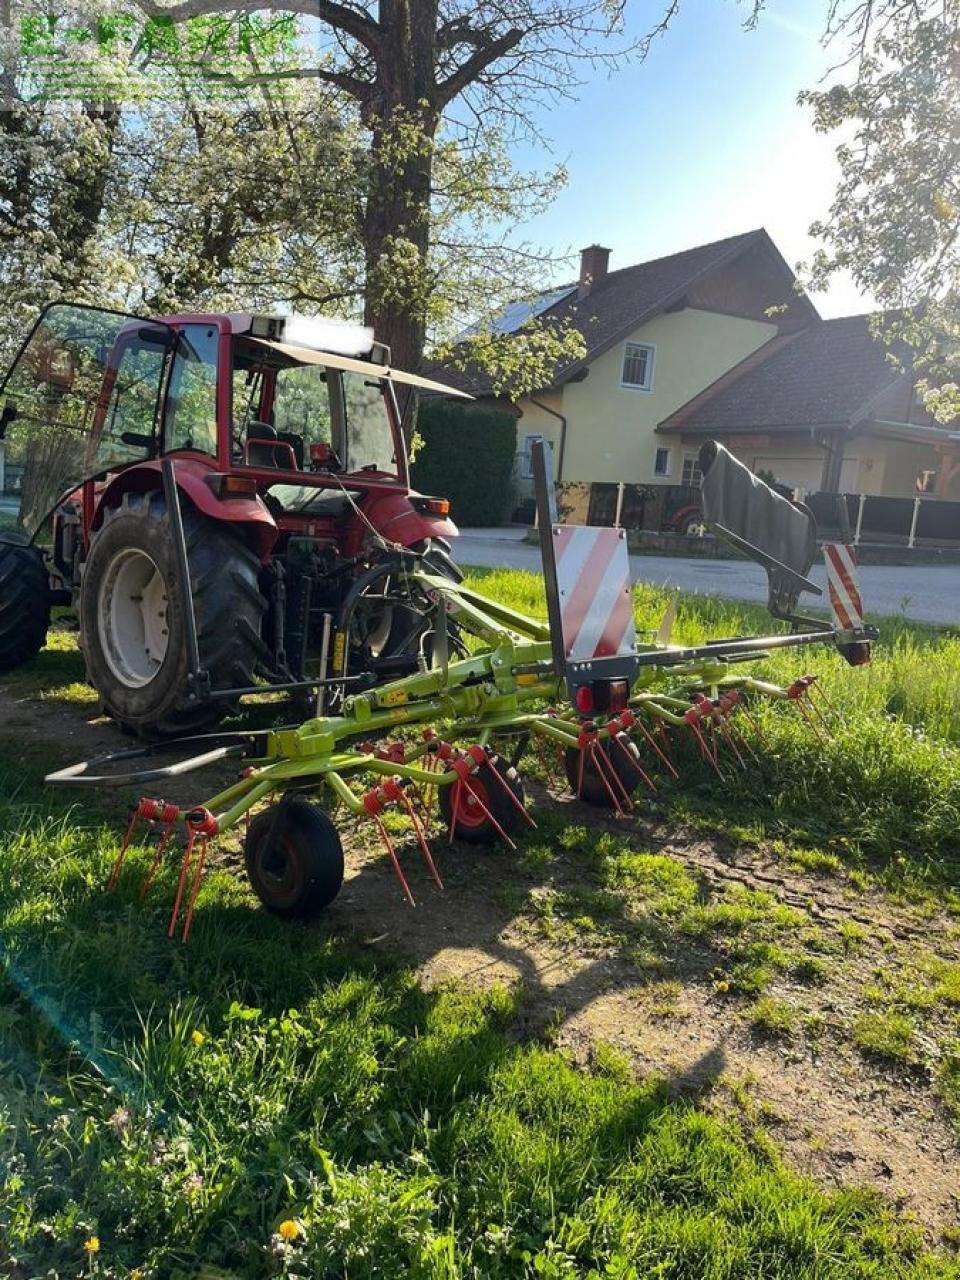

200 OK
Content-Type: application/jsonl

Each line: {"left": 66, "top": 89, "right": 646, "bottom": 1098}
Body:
{"left": 553, "top": 525, "right": 635, "bottom": 661}
{"left": 823, "top": 542, "right": 865, "bottom": 633}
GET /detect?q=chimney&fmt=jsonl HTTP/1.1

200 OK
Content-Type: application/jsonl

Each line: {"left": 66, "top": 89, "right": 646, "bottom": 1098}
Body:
{"left": 578, "top": 244, "right": 610, "bottom": 298}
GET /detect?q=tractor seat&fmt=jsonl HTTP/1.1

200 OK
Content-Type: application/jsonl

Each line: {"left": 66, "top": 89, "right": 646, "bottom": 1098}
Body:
{"left": 244, "top": 421, "right": 300, "bottom": 470}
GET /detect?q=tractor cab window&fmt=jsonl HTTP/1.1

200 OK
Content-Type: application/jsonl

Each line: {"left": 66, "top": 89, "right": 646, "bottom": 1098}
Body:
{"left": 340, "top": 373, "right": 396, "bottom": 475}
{"left": 0, "top": 303, "right": 172, "bottom": 536}
{"left": 163, "top": 325, "right": 218, "bottom": 456}
{"left": 272, "top": 364, "right": 335, "bottom": 451}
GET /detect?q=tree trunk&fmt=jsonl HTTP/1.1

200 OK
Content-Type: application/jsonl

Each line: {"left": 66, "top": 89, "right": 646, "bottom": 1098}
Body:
{"left": 362, "top": 0, "right": 439, "bottom": 373}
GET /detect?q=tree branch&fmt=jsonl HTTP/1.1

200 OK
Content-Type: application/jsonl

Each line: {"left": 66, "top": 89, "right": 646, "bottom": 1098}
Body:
{"left": 435, "top": 27, "right": 524, "bottom": 106}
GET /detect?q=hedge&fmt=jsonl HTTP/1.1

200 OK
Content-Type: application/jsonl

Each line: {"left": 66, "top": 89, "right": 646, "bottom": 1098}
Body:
{"left": 410, "top": 399, "right": 518, "bottom": 527}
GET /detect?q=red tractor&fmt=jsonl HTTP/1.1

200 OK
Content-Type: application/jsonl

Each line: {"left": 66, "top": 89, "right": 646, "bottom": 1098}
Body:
{"left": 0, "top": 303, "right": 468, "bottom": 735}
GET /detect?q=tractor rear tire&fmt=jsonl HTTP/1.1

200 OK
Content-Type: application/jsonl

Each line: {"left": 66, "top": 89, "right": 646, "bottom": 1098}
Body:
{"left": 0, "top": 535, "right": 50, "bottom": 673}
{"left": 79, "top": 492, "right": 266, "bottom": 736}
{"left": 439, "top": 755, "right": 526, "bottom": 844}
{"left": 244, "top": 799, "right": 344, "bottom": 917}
{"left": 565, "top": 734, "right": 643, "bottom": 808}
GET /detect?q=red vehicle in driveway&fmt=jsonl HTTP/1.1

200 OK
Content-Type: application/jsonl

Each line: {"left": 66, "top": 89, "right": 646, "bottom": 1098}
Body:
{"left": 0, "top": 303, "right": 468, "bottom": 734}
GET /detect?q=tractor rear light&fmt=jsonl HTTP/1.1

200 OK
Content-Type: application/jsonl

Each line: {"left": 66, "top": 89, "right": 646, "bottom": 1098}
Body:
{"left": 411, "top": 495, "right": 451, "bottom": 517}
{"left": 574, "top": 685, "right": 594, "bottom": 714}
{"left": 205, "top": 474, "right": 259, "bottom": 500}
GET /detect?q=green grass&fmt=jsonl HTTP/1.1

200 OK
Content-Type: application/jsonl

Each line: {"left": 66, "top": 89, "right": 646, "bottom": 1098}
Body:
{"left": 1, "top": 769, "right": 957, "bottom": 1278}
{"left": 2, "top": 569, "right": 960, "bottom": 1274}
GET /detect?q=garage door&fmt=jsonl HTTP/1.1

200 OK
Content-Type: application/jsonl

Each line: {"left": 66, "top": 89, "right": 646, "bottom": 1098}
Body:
{"left": 750, "top": 455, "right": 857, "bottom": 495}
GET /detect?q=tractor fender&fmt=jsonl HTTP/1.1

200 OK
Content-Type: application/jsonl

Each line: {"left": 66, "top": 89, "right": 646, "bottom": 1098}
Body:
{"left": 92, "top": 460, "right": 279, "bottom": 560}
{"left": 361, "top": 489, "right": 458, "bottom": 549}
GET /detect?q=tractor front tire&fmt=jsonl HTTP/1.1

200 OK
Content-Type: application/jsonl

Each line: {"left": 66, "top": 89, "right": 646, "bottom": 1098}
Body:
{"left": 79, "top": 492, "right": 266, "bottom": 736}
{"left": 0, "top": 535, "right": 50, "bottom": 673}
{"left": 244, "top": 799, "right": 344, "bottom": 917}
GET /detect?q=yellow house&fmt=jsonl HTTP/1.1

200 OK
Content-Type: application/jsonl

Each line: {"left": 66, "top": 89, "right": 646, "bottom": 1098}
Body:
{"left": 440, "top": 230, "right": 960, "bottom": 525}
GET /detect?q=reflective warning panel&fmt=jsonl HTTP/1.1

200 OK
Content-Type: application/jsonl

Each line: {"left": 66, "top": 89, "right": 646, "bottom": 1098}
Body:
{"left": 823, "top": 543, "right": 865, "bottom": 633}
{"left": 553, "top": 526, "right": 635, "bottom": 661}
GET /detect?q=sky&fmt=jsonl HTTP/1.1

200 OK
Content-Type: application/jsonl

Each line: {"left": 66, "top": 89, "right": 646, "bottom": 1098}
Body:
{"left": 511, "top": 0, "right": 871, "bottom": 318}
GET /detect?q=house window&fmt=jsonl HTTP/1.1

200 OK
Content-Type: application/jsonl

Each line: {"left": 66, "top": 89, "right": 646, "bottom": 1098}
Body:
{"left": 653, "top": 447, "right": 672, "bottom": 478}
{"left": 621, "top": 342, "right": 655, "bottom": 391}
{"left": 519, "top": 433, "right": 543, "bottom": 480}
{"left": 681, "top": 452, "right": 702, "bottom": 487}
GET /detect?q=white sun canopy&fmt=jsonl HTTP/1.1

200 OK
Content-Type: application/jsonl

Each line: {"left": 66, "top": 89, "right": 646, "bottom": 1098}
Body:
{"left": 248, "top": 337, "right": 472, "bottom": 400}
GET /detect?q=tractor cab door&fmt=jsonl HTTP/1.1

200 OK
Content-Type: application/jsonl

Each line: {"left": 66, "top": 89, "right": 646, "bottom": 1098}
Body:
{"left": 0, "top": 303, "right": 174, "bottom": 538}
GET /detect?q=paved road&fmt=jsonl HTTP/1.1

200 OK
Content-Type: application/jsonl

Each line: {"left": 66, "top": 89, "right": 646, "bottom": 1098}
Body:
{"left": 454, "top": 528, "right": 960, "bottom": 626}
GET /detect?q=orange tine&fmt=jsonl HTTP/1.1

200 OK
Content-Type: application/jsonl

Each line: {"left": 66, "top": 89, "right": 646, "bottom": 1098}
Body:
{"left": 373, "top": 814, "right": 416, "bottom": 906}
{"left": 139, "top": 824, "right": 176, "bottom": 902}
{"left": 612, "top": 732, "right": 657, "bottom": 794}
{"left": 168, "top": 831, "right": 197, "bottom": 939}
{"left": 804, "top": 688, "right": 834, "bottom": 735}
{"left": 726, "top": 715, "right": 759, "bottom": 764}
{"left": 480, "top": 751, "right": 537, "bottom": 827}
{"left": 399, "top": 789, "right": 443, "bottom": 890}
{"left": 796, "top": 696, "right": 828, "bottom": 744}
{"left": 635, "top": 719, "right": 679, "bottom": 779}
{"left": 716, "top": 716, "right": 747, "bottom": 769}
{"left": 106, "top": 807, "right": 141, "bottom": 892}
{"left": 689, "top": 721, "right": 725, "bottom": 779}
{"left": 180, "top": 837, "right": 209, "bottom": 942}
{"left": 737, "top": 701, "right": 769, "bottom": 749}
{"left": 587, "top": 741, "right": 632, "bottom": 817}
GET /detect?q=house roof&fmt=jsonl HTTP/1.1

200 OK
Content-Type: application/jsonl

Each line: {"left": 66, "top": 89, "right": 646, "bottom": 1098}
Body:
{"left": 657, "top": 314, "right": 904, "bottom": 437}
{"left": 431, "top": 228, "right": 813, "bottom": 397}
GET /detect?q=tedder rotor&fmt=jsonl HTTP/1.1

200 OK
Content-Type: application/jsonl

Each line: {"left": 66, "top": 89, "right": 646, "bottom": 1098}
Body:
{"left": 47, "top": 441, "right": 877, "bottom": 939}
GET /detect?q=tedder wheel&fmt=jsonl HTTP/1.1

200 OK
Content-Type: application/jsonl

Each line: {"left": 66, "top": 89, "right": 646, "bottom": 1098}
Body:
{"left": 244, "top": 798, "right": 344, "bottom": 918}
{"left": 439, "top": 754, "right": 526, "bottom": 844}
{"left": 79, "top": 492, "right": 266, "bottom": 737}
{"left": 565, "top": 733, "right": 643, "bottom": 808}
{"left": 0, "top": 534, "right": 50, "bottom": 673}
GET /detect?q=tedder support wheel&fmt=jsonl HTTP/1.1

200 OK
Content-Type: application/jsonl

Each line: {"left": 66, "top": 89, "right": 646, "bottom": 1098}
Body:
{"left": 439, "top": 754, "right": 527, "bottom": 844}
{"left": 0, "top": 535, "right": 50, "bottom": 673}
{"left": 79, "top": 491, "right": 266, "bottom": 737}
{"left": 244, "top": 798, "right": 344, "bottom": 918}
{"left": 565, "top": 733, "right": 643, "bottom": 808}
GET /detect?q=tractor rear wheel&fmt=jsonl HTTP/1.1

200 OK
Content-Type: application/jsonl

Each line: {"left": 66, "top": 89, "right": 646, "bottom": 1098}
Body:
{"left": 79, "top": 492, "right": 266, "bottom": 736}
{"left": 439, "top": 755, "right": 526, "bottom": 844}
{"left": 0, "top": 535, "right": 50, "bottom": 673}
{"left": 565, "top": 734, "right": 643, "bottom": 808}
{"left": 244, "top": 799, "right": 344, "bottom": 917}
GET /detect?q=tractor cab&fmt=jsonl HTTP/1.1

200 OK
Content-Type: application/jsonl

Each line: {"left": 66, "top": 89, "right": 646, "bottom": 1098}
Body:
{"left": 0, "top": 302, "right": 468, "bottom": 735}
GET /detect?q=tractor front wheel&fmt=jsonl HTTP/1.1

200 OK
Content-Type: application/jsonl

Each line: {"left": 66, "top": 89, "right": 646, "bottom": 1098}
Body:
{"left": 0, "top": 535, "right": 49, "bottom": 673}
{"left": 244, "top": 799, "right": 344, "bottom": 917}
{"left": 79, "top": 492, "right": 266, "bottom": 736}
{"left": 439, "top": 755, "right": 527, "bottom": 844}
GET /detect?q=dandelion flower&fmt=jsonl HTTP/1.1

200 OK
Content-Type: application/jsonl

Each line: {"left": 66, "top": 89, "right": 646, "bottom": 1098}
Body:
{"left": 278, "top": 1219, "right": 301, "bottom": 1242}
{"left": 84, "top": 1236, "right": 101, "bottom": 1254}
{"left": 190, "top": 1029, "right": 205, "bottom": 1046}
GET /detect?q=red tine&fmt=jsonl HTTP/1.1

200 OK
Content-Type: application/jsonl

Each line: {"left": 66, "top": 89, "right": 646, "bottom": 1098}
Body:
{"left": 168, "top": 831, "right": 197, "bottom": 939}
{"left": 374, "top": 814, "right": 416, "bottom": 906}
{"left": 399, "top": 789, "right": 443, "bottom": 890}
{"left": 106, "top": 808, "right": 140, "bottom": 892}
{"left": 460, "top": 775, "right": 518, "bottom": 851}
{"left": 587, "top": 741, "right": 632, "bottom": 816}
{"left": 635, "top": 719, "right": 679, "bottom": 779}
{"left": 475, "top": 749, "right": 536, "bottom": 828}
{"left": 139, "top": 824, "right": 176, "bottom": 902}
{"left": 180, "top": 838, "right": 209, "bottom": 942}
{"left": 612, "top": 731, "right": 656, "bottom": 794}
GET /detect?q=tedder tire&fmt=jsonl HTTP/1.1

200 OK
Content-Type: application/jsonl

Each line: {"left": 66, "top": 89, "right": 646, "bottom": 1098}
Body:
{"left": 79, "top": 492, "right": 266, "bottom": 736}
{"left": 0, "top": 535, "right": 50, "bottom": 673}
{"left": 244, "top": 799, "right": 344, "bottom": 917}
{"left": 565, "top": 733, "right": 643, "bottom": 808}
{"left": 439, "top": 754, "right": 526, "bottom": 844}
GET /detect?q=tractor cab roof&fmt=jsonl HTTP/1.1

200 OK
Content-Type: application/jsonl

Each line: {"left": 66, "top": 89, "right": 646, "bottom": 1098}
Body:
{"left": 158, "top": 311, "right": 388, "bottom": 365}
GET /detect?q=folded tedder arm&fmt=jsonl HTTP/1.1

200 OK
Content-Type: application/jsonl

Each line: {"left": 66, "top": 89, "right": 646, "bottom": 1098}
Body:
{"left": 46, "top": 440, "right": 876, "bottom": 938}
